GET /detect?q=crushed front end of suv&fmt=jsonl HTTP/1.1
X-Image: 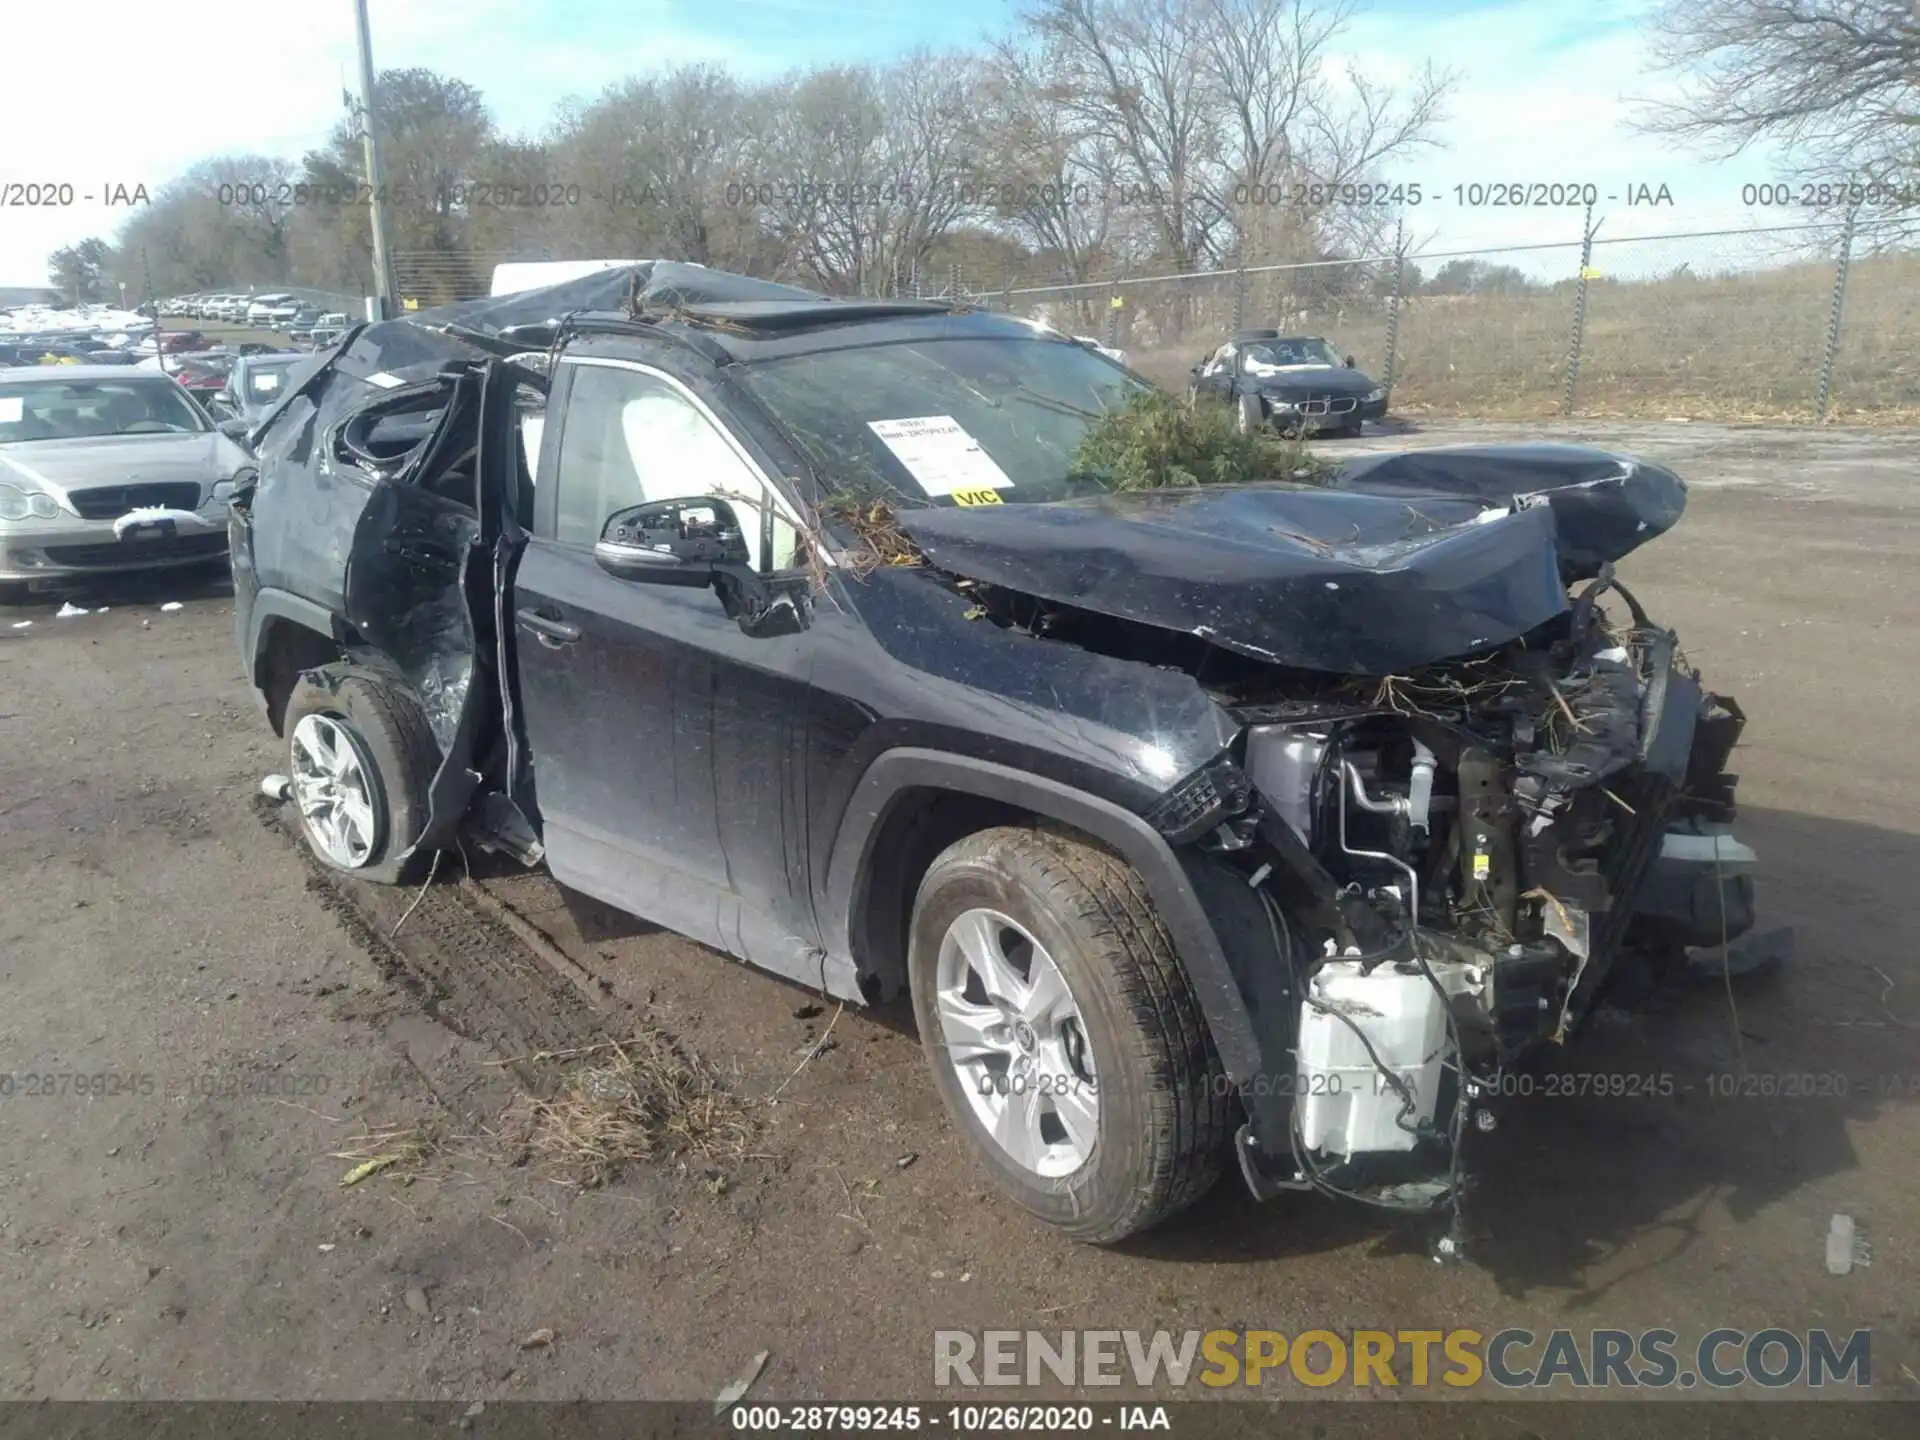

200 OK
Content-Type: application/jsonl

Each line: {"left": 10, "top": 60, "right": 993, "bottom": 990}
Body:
{"left": 231, "top": 262, "right": 1760, "bottom": 1247}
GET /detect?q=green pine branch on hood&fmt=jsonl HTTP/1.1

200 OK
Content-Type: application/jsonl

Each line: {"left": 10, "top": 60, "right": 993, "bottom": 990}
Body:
{"left": 1072, "top": 389, "right": 1333, "bottom": 491}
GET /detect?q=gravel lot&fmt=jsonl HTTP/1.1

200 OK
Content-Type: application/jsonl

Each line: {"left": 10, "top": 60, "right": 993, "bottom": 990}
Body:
{"left": 1, "top": 418, "right": 1915, "bottom": 1408}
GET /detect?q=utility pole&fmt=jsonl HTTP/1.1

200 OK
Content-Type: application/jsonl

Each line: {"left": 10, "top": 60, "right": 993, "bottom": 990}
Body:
{"left": 352, "top": 0, "right": 398, "bottom": 319}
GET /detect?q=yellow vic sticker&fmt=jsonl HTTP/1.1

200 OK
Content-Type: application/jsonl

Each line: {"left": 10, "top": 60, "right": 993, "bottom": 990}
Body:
{"left": 951, "top": 488, "right": 1005, "bottom": 506}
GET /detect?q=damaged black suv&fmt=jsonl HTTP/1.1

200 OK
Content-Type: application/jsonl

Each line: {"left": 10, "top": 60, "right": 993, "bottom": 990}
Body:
{"left": 232, "top": 263, "right": 1759, "bottom": 1245}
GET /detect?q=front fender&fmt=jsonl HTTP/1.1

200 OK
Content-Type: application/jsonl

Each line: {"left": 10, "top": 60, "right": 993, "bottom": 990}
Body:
{"left": 822, "top": 747, "right": 1264, "bottom": 1084}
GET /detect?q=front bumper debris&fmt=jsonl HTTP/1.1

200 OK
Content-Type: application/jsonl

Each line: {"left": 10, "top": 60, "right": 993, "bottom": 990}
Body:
{"left": 1, "top": 506, "right": 229, "bottom": 581}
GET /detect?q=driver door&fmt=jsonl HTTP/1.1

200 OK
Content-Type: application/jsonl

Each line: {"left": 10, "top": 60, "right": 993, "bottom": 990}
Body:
{"left": 1199, "top": 343, "right": 1236, "bottom": 404}
{"left": 509, "top": 353, "right": 824, "bottom": 981}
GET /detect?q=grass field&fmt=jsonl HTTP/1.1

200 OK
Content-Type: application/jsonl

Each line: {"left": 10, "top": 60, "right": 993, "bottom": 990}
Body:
{"left": 1118, "top": 249, "right": 1919, "bottom": 425}
{"left": 171, "top": 251, "right": 1920, "bottom": 427}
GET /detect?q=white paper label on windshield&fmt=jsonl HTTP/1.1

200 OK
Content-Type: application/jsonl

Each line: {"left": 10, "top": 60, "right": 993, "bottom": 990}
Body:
{"left": 867, "top": 416, "right": 1013, "bottom": 498}
{"left": 363, "top": 371, "right": 404, "bottom": 389}
{"left": 255, "top": 373, "right": 280, "bottom": 391}
{"left": 0, "top": 398, "right": 22, "bottom": 423}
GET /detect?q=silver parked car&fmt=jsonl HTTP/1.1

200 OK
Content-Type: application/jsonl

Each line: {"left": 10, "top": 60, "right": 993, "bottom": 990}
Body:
{"left": 209, "top": 351, "right": 307, "bottom": 427}
{"left": 0, "top": 366, "right": 254, "bottom": 602}
{"left": 307, "top": 312, "right": 350, "bottom": 347}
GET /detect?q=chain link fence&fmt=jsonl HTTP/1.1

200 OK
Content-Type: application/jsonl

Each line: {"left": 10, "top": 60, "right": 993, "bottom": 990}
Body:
{"left": 387, "top": 214, "right": 1914, "bottom": 423}
{"left": 950, "top": 214, "right": 1914, "bottom": 424}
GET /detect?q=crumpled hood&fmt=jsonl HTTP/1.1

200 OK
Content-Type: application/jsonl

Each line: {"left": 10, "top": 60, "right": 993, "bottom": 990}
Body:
{"left": 895, "top": 444, "right": 1687, "bottom": 676}
{"left": 1325, "top": 444, "right": 1686, "bottom": 580}
{"left": 1242, "top": 364, "right": 1377, "bottom": 396}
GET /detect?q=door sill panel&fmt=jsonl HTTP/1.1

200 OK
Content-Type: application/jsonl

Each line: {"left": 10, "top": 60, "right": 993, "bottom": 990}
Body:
{"left": 541, "top": 817, "right": 863, "bottom": 1002}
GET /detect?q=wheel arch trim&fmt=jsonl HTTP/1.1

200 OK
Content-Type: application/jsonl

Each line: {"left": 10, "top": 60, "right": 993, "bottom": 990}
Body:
{"left": 823, "top": 747, "right": 1262, "bottom": 1082}
{"left": 245, "top": 588, "right": 347, "bottom": 687}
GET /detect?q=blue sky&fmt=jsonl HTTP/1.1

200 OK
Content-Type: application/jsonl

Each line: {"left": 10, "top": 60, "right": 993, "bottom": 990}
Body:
{"left": 1, "top": 0, "right": 1794, "bottom": 287}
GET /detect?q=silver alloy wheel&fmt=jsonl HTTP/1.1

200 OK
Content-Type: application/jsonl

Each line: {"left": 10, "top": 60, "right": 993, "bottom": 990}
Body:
{"left": 289, "top": 713, "right": 380, "bottom": 868}
{"left": 934, "top": 907, "right": 1099, "bottom": 1178}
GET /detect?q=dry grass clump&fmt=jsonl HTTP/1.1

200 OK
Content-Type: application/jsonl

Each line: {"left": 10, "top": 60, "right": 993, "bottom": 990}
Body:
{"left": 820, "top": 493, "right": 928, "bottom": 578}
{"left": 333, "top": 1124, "right": 437, "bottom": 1187}
{"left": 521, "top": 1032, "right": 752, "bottom": 1190}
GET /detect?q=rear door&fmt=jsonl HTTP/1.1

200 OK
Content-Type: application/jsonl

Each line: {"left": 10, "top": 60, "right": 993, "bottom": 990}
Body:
{"left": 337, "top": 367, "right": 497, "bottom": 859}
{"left": 508, "top": 349, "right": 825, "bottom": 983}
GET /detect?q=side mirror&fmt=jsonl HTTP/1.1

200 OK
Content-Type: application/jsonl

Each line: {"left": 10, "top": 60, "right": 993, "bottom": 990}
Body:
{"left": 593, "top": 495, "right": 814, "bottom": 636}
{"left": 1344, "top": 355, "right": 1356, "bottom": 368}
{"left": 216, "top": 417, "right": 250, "bottom": 441}
{"left": 593, "top": 496, "right": 751, "bottom": 588}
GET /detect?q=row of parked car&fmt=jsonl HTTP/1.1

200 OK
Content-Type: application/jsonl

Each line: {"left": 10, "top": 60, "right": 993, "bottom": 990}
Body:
{"left": 161, "top": 293, "right": 349, "bottom": 347}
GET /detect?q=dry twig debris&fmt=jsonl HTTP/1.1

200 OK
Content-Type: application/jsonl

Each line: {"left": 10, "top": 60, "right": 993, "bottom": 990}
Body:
{"left": 519, "top": 1031, "right": 752, "bottom": 1189}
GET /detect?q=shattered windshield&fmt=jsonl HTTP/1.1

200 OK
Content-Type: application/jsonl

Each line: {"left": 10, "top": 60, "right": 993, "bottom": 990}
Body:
{"left": 739, "top": 337, "right": 1146, "bottom": 506}
{"left": 0, "top": 377, "right": 210, "bottom": 443}
{"left": 1243, "top": 338, "right": 1344, "bottom": 371}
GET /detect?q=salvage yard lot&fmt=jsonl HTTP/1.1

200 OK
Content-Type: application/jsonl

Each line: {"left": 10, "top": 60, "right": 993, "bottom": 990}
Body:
{"left": 0, "top": 418, "right": 1916, "bottom": 1404}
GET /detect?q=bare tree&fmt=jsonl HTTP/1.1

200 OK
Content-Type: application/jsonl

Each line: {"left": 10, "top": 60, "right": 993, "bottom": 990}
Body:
{"left": 49, "top": 239, "right": 114, "bottom": 304}
{"left": 82, "top": 5, "right": 1455, "bottom": 309}
{"left": 1018, "top": 0, "right": 1450, "bottom": 275}
{"left": 978, "top": 40, "right": 1128, "bottom": 320}
{"left": 876, "top": 53, "right": 993, "bottom": 287}
{"left": 302, "top": 68, "right": 498, "bottom": 300}
{"left": 742, "top": 54, "right": 987, "bottom": 293}
{"left": 543, "top": 66, "right": 766, "bottom": 270}
{"left": 1025, "top": 0, "right": 1222, "bottom": 273}
{"left": 1195, "top": 0, "right": 1335, "bottom": 256}
{"left": 1011, "top": 0, "right": 1446, "bottom": 342}
{"left": 108, "top": 157, "right": 300, "bottom": 297}
{"left": 1641, "top": 0, "right": 1919, "bottom": 240}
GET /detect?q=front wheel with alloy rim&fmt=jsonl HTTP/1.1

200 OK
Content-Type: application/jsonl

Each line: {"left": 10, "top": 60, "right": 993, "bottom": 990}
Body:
{"left": 1236, "top": 391, "right": 1263, "bottom": 435}
{"left": 907, "top": 825, "right": 1232, "bottom": 1242}
{"left": 282, "top": 663, "right": 440, "bottom": 884}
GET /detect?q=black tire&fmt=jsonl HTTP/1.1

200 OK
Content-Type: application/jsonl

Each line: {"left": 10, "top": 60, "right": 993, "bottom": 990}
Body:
{"left": 0, "top": 582, "right": 32, "bottom": 607}
{"left": 1236, "top": 391, "right": 1263, "bottom": 435}
{"left": 907, "top": 824, "right": 1231, "bottom": 1243}
{"left": 282, "top": 663, "right": 440, "bottom": 885}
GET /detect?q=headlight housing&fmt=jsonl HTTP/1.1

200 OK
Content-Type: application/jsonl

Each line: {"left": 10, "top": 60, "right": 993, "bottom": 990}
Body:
{"left": 0, "top": 482, "right": 60, "bottom": 521}
{"left": 1364, "top": 386, "right": 1387, "bottom": 403}
{"left": 209, "top": 468, "right": 255, "bottom": 507}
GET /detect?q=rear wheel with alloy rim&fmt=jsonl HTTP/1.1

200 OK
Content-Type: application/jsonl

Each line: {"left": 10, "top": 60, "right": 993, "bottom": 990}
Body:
{"left": 282, "top": 663, "right": 440, "bottom": 884}
{"left": 908, "top": 824, "right": 1231, "bottom": 1242}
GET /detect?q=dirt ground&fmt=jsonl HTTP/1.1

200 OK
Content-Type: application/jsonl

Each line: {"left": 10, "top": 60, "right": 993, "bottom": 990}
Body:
{"left": 1, "top": 418, "right": 1916, "bottom": 1409}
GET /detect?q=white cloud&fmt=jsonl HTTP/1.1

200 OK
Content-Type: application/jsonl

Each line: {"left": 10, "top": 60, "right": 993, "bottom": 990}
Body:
{"left": 2, "top": 0, "right": 1821, "bottom": 287}
{"left": 1329, "top": 0, "right": 1797, "bottom": 277}
{"left": 0, "top": 0, "right": 774, "bottom": 284}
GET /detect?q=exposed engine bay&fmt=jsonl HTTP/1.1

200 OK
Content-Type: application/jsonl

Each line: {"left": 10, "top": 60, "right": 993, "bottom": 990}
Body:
{"left": 899, "top": 457, "right": 1759, "bottom": 1233}
{"left": 1186, "top": 575, "right": 1751, "bottom": 1224}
